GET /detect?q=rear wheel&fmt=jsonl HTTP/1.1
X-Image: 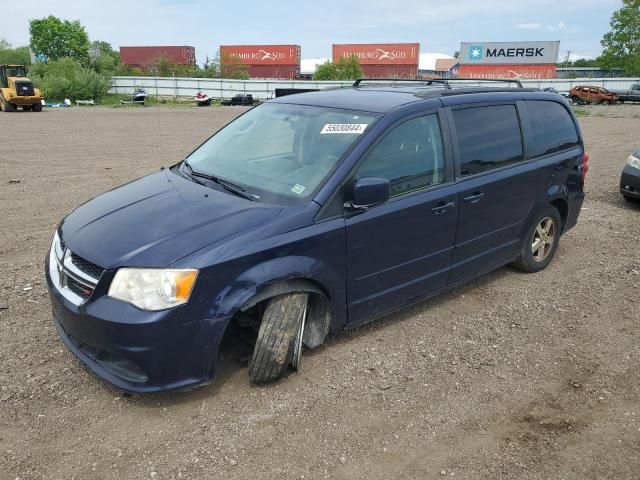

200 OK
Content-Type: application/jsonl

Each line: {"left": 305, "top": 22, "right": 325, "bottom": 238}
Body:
{"left": 511, "top": 206, "right": 562, "bottom": 273}
{"left": 248, "top": 293, "right": 308, "bottom": 384}
{"left": 571, "top": 96, "right": 580, "bottom": 105}
{"left": 31, "top": 102, "right": 42, "bottom": 112}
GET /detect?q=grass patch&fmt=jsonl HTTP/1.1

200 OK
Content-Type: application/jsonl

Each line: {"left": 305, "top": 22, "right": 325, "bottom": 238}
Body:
{"left": 573, "top": 108, "right": 589, "bottom": 117}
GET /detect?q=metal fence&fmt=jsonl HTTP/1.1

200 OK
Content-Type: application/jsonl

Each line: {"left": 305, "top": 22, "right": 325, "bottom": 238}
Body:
{"left": 110, "top": 76, "right": 640, "bottom": 100}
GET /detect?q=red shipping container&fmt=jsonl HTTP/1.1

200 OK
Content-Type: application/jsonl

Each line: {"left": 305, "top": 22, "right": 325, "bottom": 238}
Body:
{"left": 247, "top": 65, "right": 300, "bottom": 79}
{"left": 333, "top": 43, "right": 419, "bottom": 66}
{"left": 220, "top": 45, "right": 301, "bottom": 66}
{"left": 459, "top": 64, "right": 557, "bottom": 79}
{"left": 361, "top": 64, "right": 417, "bottom": 78}
{"left": 120, "top": 46, "right": 196, "bottom": 67}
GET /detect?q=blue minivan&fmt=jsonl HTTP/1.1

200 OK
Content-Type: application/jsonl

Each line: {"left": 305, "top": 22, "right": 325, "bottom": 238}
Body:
{"left": 46, "top": 80, "right": 588, "bottom": 392}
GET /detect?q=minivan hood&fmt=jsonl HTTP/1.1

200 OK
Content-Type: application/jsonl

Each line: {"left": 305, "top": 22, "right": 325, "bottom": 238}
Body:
{"left": 59, "top": 169, "right": 283, "bottom": 269}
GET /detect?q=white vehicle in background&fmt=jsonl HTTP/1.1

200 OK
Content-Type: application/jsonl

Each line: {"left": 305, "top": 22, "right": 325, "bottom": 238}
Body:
{"left": 610, "top": 83, "right": 640, "bottom": 103}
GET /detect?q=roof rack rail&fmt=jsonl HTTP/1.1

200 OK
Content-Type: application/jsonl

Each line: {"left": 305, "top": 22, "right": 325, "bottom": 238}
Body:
{"left": 444, "top": 78, "right": 523, "bottom": 88}
{"left": 353, "top": 77, "right": 523, "bottom": 89}
{"left": 353, "top": 78, "right": 452, "bottom": 89}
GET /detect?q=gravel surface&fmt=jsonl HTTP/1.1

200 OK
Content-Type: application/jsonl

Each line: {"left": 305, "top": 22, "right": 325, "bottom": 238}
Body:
{"left": 1, "top": 105, "right": 639, "bottom": 480}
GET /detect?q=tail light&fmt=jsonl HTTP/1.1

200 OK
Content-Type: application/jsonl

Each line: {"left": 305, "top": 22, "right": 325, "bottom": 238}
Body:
{"left": 581, "top": 152, "right": 589, "bottom": 182}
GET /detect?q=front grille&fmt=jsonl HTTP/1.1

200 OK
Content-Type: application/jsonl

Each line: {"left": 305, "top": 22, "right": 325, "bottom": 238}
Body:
{"left": 15, "top": 81, "right": 34, "bottom": 96}
{"left": 67, "top": 276, "right": 93, "bottom": 299}
{"left": 71, "top": 253, "right": 104, "bottom": 280}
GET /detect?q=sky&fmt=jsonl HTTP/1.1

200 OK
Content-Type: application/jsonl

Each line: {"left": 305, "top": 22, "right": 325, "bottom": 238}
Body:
{"left": 2, "top": 0, "right": 622, "bottom": 64}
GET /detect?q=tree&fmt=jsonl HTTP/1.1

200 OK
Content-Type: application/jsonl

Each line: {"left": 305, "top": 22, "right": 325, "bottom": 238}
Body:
{"left": 89, "top": 41, "right": 120, "bottom": 75}
{"left": 600, "top": 0, "right": 640, "bottom": 75}
{"left": 0, "top": 39, "right": 31, "bottom": 65}
{"left": 29, "top": 16, "right": 90, "bottom": 63}
{"left": 313, "top": 55, "right": 363, "bottom": 80}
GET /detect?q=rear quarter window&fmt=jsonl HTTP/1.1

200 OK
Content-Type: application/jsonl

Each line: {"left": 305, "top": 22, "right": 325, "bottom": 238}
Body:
{"left": 522, "top": 101, "right": 579, "bottom": 158}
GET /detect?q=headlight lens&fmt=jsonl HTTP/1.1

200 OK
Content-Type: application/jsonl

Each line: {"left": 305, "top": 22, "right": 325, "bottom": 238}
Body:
{"left": 627, "top": 154, "right": 640, "bottom": 170}
{"left": 108, "top": 268, "right": 198, "bottom": 311}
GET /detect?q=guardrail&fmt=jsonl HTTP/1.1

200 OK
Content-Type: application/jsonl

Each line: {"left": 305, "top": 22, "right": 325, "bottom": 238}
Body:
{"left": 109, "top": 76, "right": 640, "bottom": 100}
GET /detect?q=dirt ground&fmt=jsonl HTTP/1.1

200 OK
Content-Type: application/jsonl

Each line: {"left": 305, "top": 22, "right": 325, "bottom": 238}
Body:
{"left": 1, "top": 104, "right": 639, "bottom": 480}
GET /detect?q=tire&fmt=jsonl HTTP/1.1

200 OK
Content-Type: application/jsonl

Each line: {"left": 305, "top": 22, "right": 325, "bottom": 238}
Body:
{"left": 511, "top": 206, "right": 562, "bottom": 273}
{"left": 2, "top": 97, "right": 16, "bottom": 112}
{"left": 248, "top": 293, "right": 308, "bottom": 384}
{"left": 624, "top": 195, "right": 640, "bottom": 204}
{"left": 571, "top": 96, "right": 580, "bottom": 105}
{"left": 31, "top": 102, "right": 42, "bottom": 112}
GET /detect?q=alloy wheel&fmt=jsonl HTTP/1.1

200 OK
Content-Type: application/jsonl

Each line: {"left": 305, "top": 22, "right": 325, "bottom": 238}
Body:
{"left": 531, "top": 217, "right": 556, "bottom": 262}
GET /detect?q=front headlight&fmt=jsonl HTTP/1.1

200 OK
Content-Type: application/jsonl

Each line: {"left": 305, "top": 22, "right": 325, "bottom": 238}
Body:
{"left": 108, "top": 268, "right": 198, "bottom": 311}
{"left": 627, "top": 154, "right": 640, "bottom": 170}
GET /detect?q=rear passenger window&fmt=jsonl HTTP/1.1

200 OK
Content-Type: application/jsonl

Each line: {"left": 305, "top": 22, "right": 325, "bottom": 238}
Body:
{"left": 355, "top": 114, "right": 445, "bottom": 197}
{"left": 452, "top": 105, "right": 523, "bottom": 177}
{"left": 523, "top": 101, "right": 579, "bottom": 157}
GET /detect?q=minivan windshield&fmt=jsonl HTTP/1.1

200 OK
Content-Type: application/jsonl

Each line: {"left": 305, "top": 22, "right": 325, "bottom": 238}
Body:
{"left": 184, "top": 103, "right": 378, "bottom": 204}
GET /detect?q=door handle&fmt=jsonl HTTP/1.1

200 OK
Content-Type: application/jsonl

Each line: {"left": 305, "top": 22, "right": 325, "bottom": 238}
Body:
{"left": 463, "top": 191, "right": 485, "bottom": 203}
{"left": 431, "top": 201, "right": 455, "bottom": 215}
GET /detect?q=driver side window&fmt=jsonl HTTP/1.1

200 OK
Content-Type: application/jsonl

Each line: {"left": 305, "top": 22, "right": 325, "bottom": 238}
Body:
{"left": 354, "top": 114, "right": 445, "bottom": 197}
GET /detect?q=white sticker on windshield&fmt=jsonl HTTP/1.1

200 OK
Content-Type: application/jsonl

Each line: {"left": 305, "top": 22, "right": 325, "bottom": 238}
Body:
{"left": 291, "top": 184, "right": 306, "bottom": 195}
{"left": 320, "top": 123, "right": 368, "bottom": 135}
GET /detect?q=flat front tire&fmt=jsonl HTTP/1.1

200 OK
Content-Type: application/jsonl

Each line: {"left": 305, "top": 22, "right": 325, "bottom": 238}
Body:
{"left": 512, "top": 206, "right": 562, "bottom": 273}
{"left": 31, "top": 102, "right": 42, "bottom": 112}
{"left": 248, "top": 293, "right": 308, "bottom": 384}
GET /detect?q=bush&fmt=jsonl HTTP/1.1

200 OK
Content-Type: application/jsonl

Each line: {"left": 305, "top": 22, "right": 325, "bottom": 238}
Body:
{"left": 71, "top": 68, "right": 111, "bottom": 99}
{"left": 313, "top": 55, "right": 363, "bottom": 81}
{"left": 30, "top": 57, "right": 111, "bottom": 100}
{"left": 39, "top": 75, "right": 73, "bottom": 100}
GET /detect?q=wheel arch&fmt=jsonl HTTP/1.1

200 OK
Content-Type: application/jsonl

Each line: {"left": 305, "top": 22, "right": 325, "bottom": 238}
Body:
{"left": 549, "top": 197, "right": 569, "bottom": 231}
{"left": 212, "top": 254, "right": 343, "bottom": 355}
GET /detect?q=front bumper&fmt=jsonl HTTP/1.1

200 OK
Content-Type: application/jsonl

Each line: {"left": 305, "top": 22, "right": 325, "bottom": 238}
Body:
{"left": 8, "top": 96, "right": 42, "bottom": 106}
{"left": 620, "top": 165, "right": 640, "bottom": 199}
{"left": 46, "top": 254, "right": 226, "bottom": 393}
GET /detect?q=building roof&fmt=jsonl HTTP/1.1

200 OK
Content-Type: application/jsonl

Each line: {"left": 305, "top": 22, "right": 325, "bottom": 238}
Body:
{"left": 418, "top": 53, "right": 456, "bottom": 71}
{"left": 434, "top": 58, "right": 459, "bottom": 72}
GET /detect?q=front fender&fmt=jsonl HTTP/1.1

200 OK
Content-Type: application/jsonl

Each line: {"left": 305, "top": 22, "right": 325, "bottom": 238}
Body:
{"left": 213, "top": 255, "right": 346, "bottom": 332}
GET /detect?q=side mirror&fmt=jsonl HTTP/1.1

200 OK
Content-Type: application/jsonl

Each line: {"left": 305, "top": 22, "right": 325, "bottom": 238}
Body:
{"left": 349, "top": 177, "right": 390, "bottom": 209}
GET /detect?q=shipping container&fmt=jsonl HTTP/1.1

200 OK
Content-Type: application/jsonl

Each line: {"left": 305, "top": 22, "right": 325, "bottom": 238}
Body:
{"left": 247, "top": 65, "right": 300, "bottom": 79}
{"left": 332, "top": 43, "right": 419, "bottom": 66}
{"left": 220, "top": 45, "right": 301, "bottom": 66}
{"left": 361, "top": 64, "right": 417, "bottom": 78}
{"left": 459, "top": 41, "right": 560, "bottom": 65}
{"left": 120, "top": 46, "right": 196, "bottom": 67}
{"left": 459, "top": 64, "right": 557, "bottom": 79}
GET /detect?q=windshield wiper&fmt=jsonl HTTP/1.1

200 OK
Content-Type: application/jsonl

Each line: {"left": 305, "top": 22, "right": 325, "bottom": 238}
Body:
{"left": 182, "top": 160, "right": 256, "bottom": 201}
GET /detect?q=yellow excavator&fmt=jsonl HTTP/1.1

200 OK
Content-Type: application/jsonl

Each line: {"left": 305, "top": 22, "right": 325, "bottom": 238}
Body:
{"left": 0, "top": 65, "right": 43, "bottom": 112}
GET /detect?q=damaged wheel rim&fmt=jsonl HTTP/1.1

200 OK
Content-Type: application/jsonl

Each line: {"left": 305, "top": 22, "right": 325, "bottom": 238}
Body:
{"left": 291, "top": 300, "right": 307, "bottom": 370}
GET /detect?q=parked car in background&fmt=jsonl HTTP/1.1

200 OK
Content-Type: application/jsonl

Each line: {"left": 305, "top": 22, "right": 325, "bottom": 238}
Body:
{"left": 221, "top": 94, "right": 254, "bottom": 106}
{"left": 569, "top": 86, "right": 618, "bottom": 105}
{"left": 621, "top": 148, "right": 640, "bottom": 203}
{"left": 46, "top": 80, "right": 588, "bottom": 392}
{"left": 610, "top": 83, "right": 640, "bottom": 103}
